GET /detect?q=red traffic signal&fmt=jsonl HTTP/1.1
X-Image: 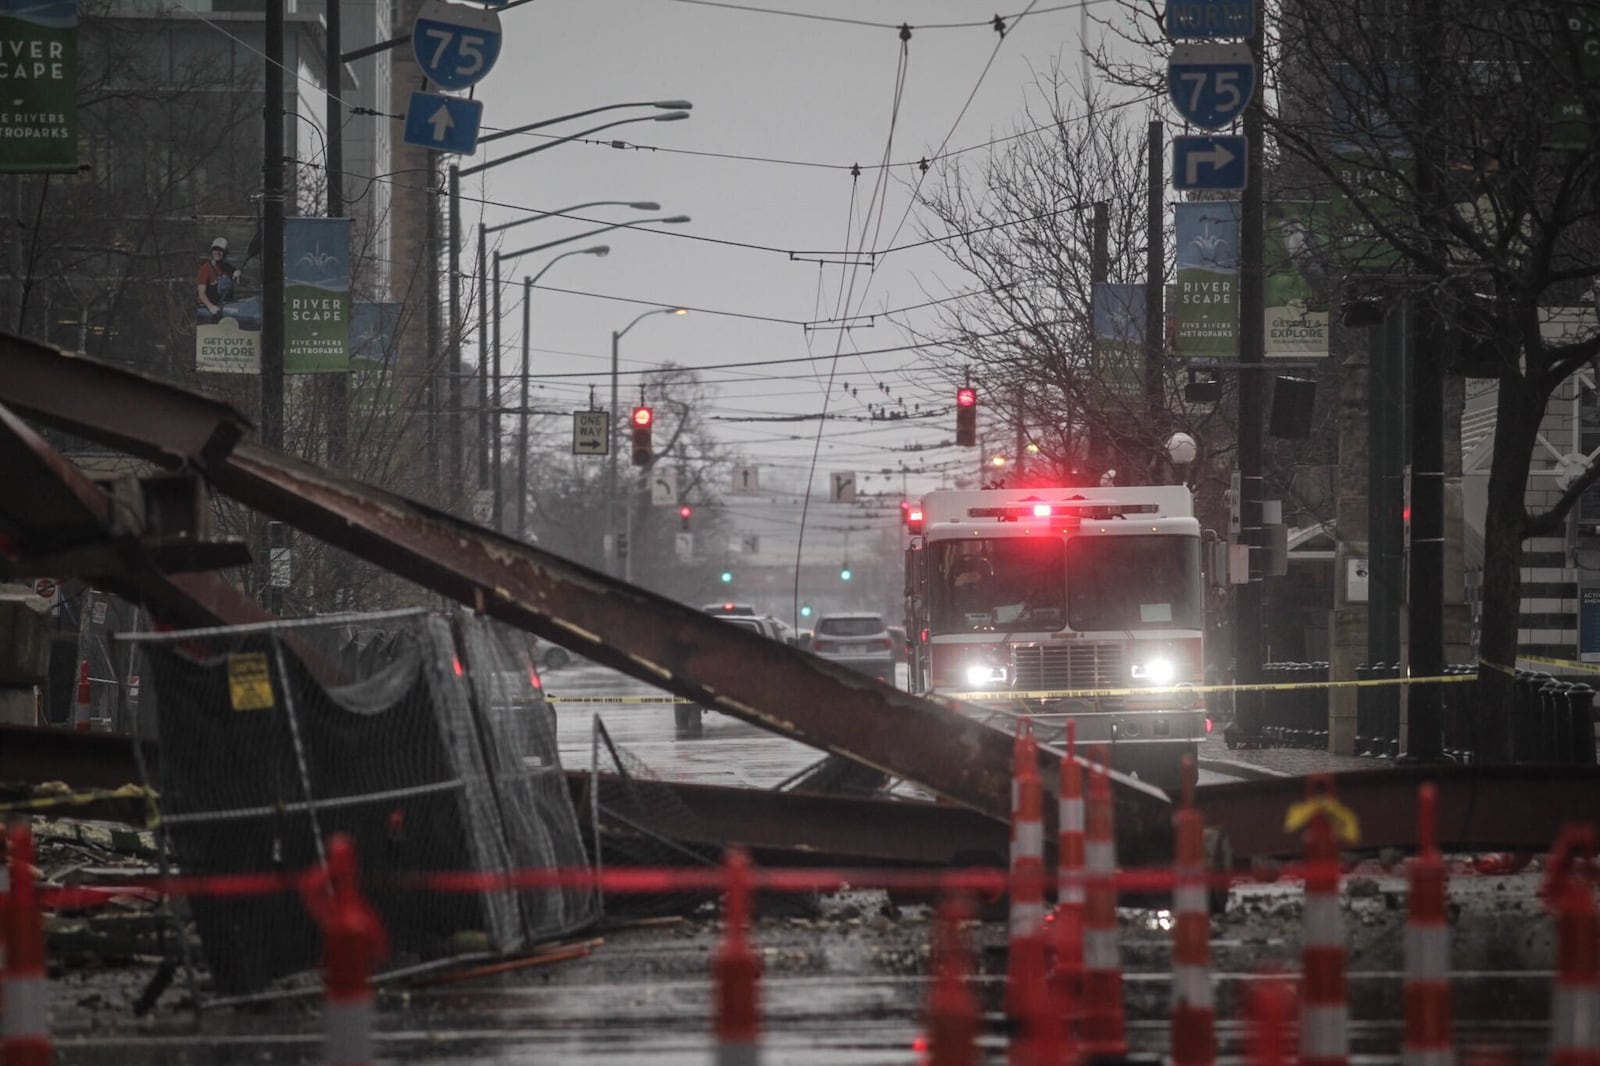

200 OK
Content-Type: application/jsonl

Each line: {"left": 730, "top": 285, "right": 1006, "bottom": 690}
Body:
{"left": 679, "top": 504, "right": 692, "bottom": 531}
{"left": 631, "top": 405, "right": 654, "bottom": 466}
{"left": 955, "top": 387, "right": 977, "bottom": 447}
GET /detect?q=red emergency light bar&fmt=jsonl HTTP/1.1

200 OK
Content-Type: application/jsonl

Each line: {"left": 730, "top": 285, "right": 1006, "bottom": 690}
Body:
{"left": 966, "top": 502, "right": 1160, "bottom": 521}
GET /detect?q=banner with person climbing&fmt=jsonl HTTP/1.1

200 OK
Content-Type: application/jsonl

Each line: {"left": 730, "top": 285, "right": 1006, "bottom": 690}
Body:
{"left": 0, "top": 0, "right": 78, "bottom": 173}
{"left": 194, "top": 230, "right": 261, "bottom": 373}
{"left": 284, "top": 216, "right": 352, "bottom": 372}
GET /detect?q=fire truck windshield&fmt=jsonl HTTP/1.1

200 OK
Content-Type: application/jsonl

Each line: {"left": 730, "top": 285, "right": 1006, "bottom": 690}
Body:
{"left": 1065, "top": 534, "right": 1202, "bottom": 631}
{"left": 929, "top": 538, "right": 1067, "bottom": 633}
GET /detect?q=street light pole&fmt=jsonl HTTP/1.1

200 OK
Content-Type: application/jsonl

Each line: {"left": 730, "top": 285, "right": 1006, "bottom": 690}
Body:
{"left": 607, "top": 306, "right": 688, "bottom": 578}
{"left": 448, "top": 99, "right": 690, "bottom": 508}
{"left": 512, "top": 244, "right": 610, "bottom": 541}
{"left": 477, "top": 202, "right": 657, "bottom": 497}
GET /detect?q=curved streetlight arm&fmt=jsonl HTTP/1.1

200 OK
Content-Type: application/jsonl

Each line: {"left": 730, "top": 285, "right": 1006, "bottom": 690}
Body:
{"left": 479, "top": 99, "right": 692, "bottom": 145}
{"left": 527, "top": 244, "right": 609, "bottom": 287}
{"left": 615, "top": 306, "right": 687, "bottom": 342}
{"left": 500, "top": 216, "right": 689, "bottom": 264}
{"left": 460, "top": 111, "right": 689, "bottom": 178}
{"left": 484, "top": 200, "right": 660, "bottom": 237}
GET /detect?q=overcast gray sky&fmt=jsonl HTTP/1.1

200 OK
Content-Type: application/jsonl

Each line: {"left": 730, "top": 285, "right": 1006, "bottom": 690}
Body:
{"left": 465, "top": 0, "right": 1142, "bottom": 501}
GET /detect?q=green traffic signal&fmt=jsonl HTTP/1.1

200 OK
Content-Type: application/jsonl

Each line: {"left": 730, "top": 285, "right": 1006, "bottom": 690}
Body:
{"left": 800, "top": 605, "right": 812, "bottom": 617}
{"left": 720, "top": 570, "right": 733, "bottom": 583}
{"left": 840, "top": 567, "right": 852, "bottom": 581}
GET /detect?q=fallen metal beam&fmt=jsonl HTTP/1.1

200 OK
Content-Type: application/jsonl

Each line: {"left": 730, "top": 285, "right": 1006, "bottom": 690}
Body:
{"left": 0, "top": 333, "right": 1174, "bottom": 850}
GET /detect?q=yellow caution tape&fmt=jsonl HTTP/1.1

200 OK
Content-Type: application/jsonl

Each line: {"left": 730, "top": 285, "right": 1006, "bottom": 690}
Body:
{"left": 1284, "top": 795, "right": 1361, "bottom": 844}
{"left": 1513, "top": 655, "right": 1600, "bottom": 677}
{"left": 0, "top": 784, "right": 159, "bottom": 821}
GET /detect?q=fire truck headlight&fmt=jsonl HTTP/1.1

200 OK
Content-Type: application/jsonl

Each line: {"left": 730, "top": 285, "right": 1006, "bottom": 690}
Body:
{"left": 1131, "top": 657, "right": 1176, "bottom": 685}
{"left": 965, "top": 663, "right": 1008, "bottom": 688}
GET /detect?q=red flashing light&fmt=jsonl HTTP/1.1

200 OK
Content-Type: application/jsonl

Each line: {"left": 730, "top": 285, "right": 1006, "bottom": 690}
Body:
{"left": 1032, "top": 503, "right": 1052, "bottom": 518}
{"left": 956, "top": 386, "right": 977, "bottom": 408}
{"left": 679, "top": 505, "right": 692, "bottom": 518}
{"left": 907, "top": 507, "right": 924, "bottom": 534}
{"left": 632, "top": 405, "right": 654, "bottom": 428}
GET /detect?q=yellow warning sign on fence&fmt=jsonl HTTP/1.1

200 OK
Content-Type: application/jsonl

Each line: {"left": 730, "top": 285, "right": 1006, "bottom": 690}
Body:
{"left": 227, "top": 652, "right": 275, "bottom": 712}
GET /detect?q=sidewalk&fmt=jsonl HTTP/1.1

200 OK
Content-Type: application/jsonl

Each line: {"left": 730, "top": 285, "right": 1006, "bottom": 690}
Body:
{"left": 1197, "top": 731, "right": 1380, "bottom": 780}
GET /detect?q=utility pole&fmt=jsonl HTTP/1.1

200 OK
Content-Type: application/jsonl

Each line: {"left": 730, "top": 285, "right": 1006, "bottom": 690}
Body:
{"left": 324, "top": 0, "right": 346, "bottom": 470}
{"left": 477, "top": 223, "right": 489, "bottom": 499}
{"left": 1233, "top": 2, "right": 1267, "bottom": 740}
{"left": 1145, "top": 120, "right": 1167, "bottom": 477}
{"left": 425, "top": 153, "right": 442, "bottom": 499}
{"left": 517, "top": 274, "right": 530, "bottom": 539}
{"left": 448, "top": 166, "right": 463, "bottom": 511}
{"left": 261, "top": 0, "right": 286, "bottom": 615}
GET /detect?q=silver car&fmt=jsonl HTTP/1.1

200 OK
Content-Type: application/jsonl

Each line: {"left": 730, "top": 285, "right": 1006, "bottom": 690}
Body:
{"left": 810, "top": 612, "right": 896, "bottom": 683}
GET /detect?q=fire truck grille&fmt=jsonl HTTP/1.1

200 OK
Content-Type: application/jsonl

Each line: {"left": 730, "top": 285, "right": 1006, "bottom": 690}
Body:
{"left": 1010, "top": 642, "right": 1124, "bottom": 692}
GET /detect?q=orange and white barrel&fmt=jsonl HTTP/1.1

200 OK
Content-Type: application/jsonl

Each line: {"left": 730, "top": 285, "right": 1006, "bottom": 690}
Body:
{"left": 715, "top": 847, "right": 761, "bottom": 1066}
{"left": 924, "top": 895, "right": 978, "bottom": 1066}
{"left": 1051, "top": 720, "right": 1086, "bottom": 1038}
{"left": 1549, "top": 864, "right": 1600, "bottom": 1066}
{"left": 1403, "top": 783, "right": 1453, "bottom": 1066}
{"left": 2, "top": 824, "right": 51, "bottom": 1066}
{"left": 1300, "top": 809, "right": 1349, "bottom": 1066}
{"left": 1170, "top": 759, "right": 1215, "bottom": 1066}
{"left": 1006, "top": 727, "right": 1053, "bottom": 1064}
{"left": 1080, "top": 757, "right": 1125, "bottom": 1057}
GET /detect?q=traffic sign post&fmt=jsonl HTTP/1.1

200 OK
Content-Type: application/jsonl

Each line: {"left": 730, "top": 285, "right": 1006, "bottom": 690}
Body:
{"left": 403, "top": 91, "right": 483, "bottom": 154}
{"left": 412, "top": 0, "right": 501, "bottom": 91}
{"left": 1173, "top": 135, "right": 1247, "bottom": 190}
{"left": 572, "top": 411, "right": 609, "bottom": 455}
{"left": 1165, "top": 0, "right": 1254, "bottom": 39}
{"left": 1168, "top": 43, "right": 1255, "bottom": 129}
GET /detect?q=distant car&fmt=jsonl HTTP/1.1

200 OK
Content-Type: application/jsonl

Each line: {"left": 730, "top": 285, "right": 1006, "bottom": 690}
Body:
{"left": 703, "top": 602, "right": 758, "bottom": 617}
{"left": 763, "top": 616, "right": 798, "bottom": 646}
{"left": 810, "top": 612, "right": 896, "bottom": 683}
{"left": 678, "top": 613, "right": 780, "bottom": 738}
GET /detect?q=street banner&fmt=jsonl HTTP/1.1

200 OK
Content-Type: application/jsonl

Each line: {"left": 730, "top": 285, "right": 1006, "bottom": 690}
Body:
{"left": 1174, "top": 200, "right": 1239, "bottom": 359}
{"left": 1265, "top": 201, "right": 1330, "bottom": 358}
{"left": 1091, "top": 282, "right": 1146, "bottom": 400}
{"left": 350, "top": 301, "right": 402, "bottom": 416}
{"left": 0, "top": 0, "right": 77, "bottom": 173}
{"left": 195, "top": 227, "right": 261, "bottom": 373}
{"left": 284, "top": 216, "right": 352, "bottom": 372}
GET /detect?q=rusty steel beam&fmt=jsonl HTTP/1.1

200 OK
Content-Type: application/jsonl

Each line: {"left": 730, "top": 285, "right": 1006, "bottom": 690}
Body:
{"left": 0, "top": 403, "right": 114, "bottom": 542}
{"left": 578, "top": 773, "right": 1009, "bottom": 869}
{"left": 207, "top": 442, "right": 1174, "bottom": 839}
{"left": 1196, "top": 762, "right": 1600, "bottom": 861}
{"left": 0, "top": 332, "right": 247, "bottom": 469}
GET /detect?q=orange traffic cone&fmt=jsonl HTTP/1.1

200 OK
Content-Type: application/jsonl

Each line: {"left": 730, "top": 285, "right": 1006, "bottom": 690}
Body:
{"left": 72, "top": 658, "right": 91, "bottom": 732}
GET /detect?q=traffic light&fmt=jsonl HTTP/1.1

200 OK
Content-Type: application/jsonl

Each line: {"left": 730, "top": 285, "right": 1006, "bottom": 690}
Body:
{"left": 955, "top": 386, "right": 977, "bottom": 447}
{"left": 679, "top": 504, "right": 692, "bottom": 531}
{"left": 630, "top": 405, "right": 654, "bottom": 466}
{"left": 840, "top": 565, "right": 852, "bottom": 581}
{"left": 720, "top": 569, "right": 733, "bottom": 584}
{"left": 800, "top": 604, "right": 812, "bottom": 618}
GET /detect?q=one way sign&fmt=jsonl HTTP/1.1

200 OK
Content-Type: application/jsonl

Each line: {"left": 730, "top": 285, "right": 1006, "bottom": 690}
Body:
{"left": 1172, "top": 134, "right": 1247, "bottom": 191}
{"left": 403, "top": 91, "right": 483, "bottom": 155}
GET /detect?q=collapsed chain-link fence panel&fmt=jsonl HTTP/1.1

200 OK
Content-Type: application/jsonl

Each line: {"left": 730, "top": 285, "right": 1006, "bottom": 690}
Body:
{"left": 121, "top": 607, "right": 597, "bottom": 1002}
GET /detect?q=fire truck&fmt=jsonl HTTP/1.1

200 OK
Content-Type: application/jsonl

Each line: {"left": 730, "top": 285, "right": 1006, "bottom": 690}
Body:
{"left": 903, "top": 485, "right": 1207, "bottom": 789}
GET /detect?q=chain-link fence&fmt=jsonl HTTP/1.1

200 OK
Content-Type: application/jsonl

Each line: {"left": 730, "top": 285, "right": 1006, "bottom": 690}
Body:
{"left": 119, "top": 607, "right": 598, "bottom": 1003}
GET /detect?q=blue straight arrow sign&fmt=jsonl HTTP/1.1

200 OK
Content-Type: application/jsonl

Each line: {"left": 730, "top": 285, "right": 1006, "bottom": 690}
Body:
{"left": 1172, "top": 135, "right": 1247, "bottom": 191}
{"left": 403, "top": 91, "right": 484, "bottom": 155}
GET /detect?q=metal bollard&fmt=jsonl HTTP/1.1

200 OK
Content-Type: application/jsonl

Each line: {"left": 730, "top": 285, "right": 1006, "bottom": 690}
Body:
{"left": 1511, "top": 671, "right": 1537, "bottom": 763}
{"left": 1355, "top": 662, "right": 1373, "bottom": 756}
{"left": 1570, "top": 684, "right": 1597, "bottom": 767}
{"left": 1539, "top": 678, "right": 1566, "bottom": 763}
{"left": 1313, "top": 662, "right": 1330, "bottom": 748}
